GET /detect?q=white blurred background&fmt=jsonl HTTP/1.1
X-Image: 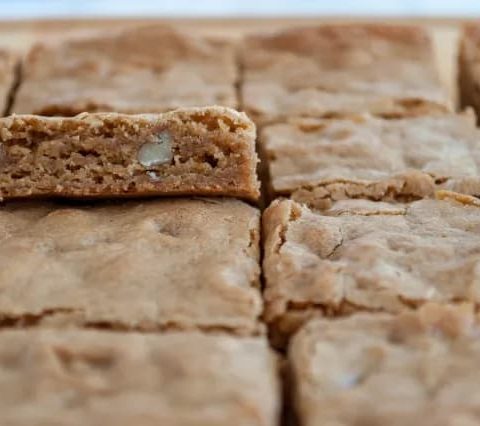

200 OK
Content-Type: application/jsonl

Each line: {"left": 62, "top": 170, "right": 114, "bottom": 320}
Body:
{"left": 0, "top": 0, "right": 480, "bottom": 19}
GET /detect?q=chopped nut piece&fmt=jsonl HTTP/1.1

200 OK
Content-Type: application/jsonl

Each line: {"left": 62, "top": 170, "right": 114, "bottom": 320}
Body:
{"left": 137, "top": 131, "right": 173, "bottom": 168}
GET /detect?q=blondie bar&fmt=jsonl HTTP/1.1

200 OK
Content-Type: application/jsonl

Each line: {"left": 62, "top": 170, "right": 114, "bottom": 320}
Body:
{"left": 0, "top": 107, "right": 259, "bottom": 201}
{"left": 261, "top": 112, "right": 480, "bottom": 208}
{"left": 290, "top": 304, "right": 480, "bottom": 426}
{"left": 0, "top": 329, "right": 279, "bottom": 425}
{"left": 13, "top": 25, "right": 237, "bottom": 115}
{"left": 0, "top": 198, "right": 262, "bottom": 335}
{"left": 241, "top": 24, "right": 449, "bottom": 124}
{"left": 263, "top": 191, "right": 480, "bottom": 346}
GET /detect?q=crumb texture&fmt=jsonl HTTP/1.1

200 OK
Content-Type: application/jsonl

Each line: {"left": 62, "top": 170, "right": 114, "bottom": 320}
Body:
{"left": 13, "top": 25, "right": 238, "bottom": 115}
{"left": 290, "top": 304, "right": 480, "bottom": 426}
{"left": 0, "top": 198, "right": 263, "bottom": 335}
{"left": 0, "top": 329, "right": 279, "bottom": 426}
{"left": 241, "top": 24, "right": 450, "bottom": 124}
{"left": 262, "top": 195, "right": 480, "bottom": 342}
{"left": 0, "top": 107, "right": 259, "bottom": 201}
{"left": 261, "top": 112, "right": 480, "bottom": 207}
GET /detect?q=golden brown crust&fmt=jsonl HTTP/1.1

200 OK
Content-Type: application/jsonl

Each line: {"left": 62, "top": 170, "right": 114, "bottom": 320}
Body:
{"left": 241, "top": 24, "right": 450, "bottom": 124}
{"left": 435, "top": 189, "right": 480, "bottom": 206}
{"left": 0, "top": 329, "right": 280, "bottom": 426}
{"left": 0, "top": 107, "right": 260, "bottom": 201}
{"left": 263, "top": 194, "right": 480, "bottom": 345}
{"left": 290, "top": 304, "right": 480, "bottom": 426}
{"left": 12, "top": 25, "right": 238, "bottom": 115}
{"left": 0, "top": 198, "right": 263, "bottom": 335}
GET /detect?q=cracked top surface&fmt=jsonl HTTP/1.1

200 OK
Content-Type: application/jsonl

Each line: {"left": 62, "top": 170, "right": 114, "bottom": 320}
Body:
{"left": 0, "top": 329, "right": 279, "bottom": 426}
{"left": 241, "top": 24, "right": 449, "bottom": 124}
{"left": 12, "top": 25, "right": 237, "bottom": 115}
{"left": 262, "top": 192, "right": 480, "bottom": 336}
{"left": 290, "top": 304, "right": 480, "bottom": 426}
{"left": 261, "top": 112, "right": 480, "bottom": 208}
{"left": 0, "top": 198, "right": 262, "bottom": 334}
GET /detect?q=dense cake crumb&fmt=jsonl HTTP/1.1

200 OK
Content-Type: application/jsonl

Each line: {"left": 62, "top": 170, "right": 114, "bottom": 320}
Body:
{"left": 0, "top": 107, "right": 260, "bottom": 201}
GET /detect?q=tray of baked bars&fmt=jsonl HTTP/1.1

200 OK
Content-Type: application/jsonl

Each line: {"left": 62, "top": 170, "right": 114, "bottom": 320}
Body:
{"left": 0, "top": 17, "right": 479, "bottom": 426}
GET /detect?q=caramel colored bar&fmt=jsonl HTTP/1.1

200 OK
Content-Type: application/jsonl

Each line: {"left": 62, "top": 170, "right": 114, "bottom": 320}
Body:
{"left": 290, "top": 304, "right": 480, "bottom": 426}
{"left": 263, "top": 192, "right": 480, "bottom": 346}
{"left": 0, "top": 329, "right": 280, "bottom": 425}
{"left": 241, "top": 24, "right": 449, "bottom": 124}
{"left": 13, "top": 25, "right": 237, "bottom": 115}
{"left": 0, "top": 107, "right": 259, "bottom": 201}
{"left": 260, "top": 112, "right": 480, "bottom": 209}
{"left": 0, "top": 198, "right": 262, "bottom": 335}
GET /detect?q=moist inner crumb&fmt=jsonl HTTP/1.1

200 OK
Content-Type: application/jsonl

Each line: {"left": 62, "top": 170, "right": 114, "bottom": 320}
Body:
{"left": 0, "top": 110, "right": 260, "bottom": 200}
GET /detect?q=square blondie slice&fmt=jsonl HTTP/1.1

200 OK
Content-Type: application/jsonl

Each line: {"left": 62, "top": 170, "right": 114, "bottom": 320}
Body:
{"left": 241, "top": 24, "right": 449, "bottom": 125}
{"left": 263, "top": 191, "right": 480, "bottom": 346}
{"left": 12, "top": 25, "right": 237, "bottom": 115}
{"left": 0, "top": 107, "right": 259, "bottom": 201}
{"left": 0, "top": 198, "right": 262, "bottom": 335}
{"left": 0, "top": 49, "right": 16, "bottom": 115}
{"left": 459, "top": 25, "right": 480, "bottom": 121}
{"left": 290, "top": 304, "right": 480, "bottom": 426}
{"left": 0, "top": 329, "right": 280, "bottom": 426}
{"left": 261, "top": 112, "right": 480, "bottom": 209}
